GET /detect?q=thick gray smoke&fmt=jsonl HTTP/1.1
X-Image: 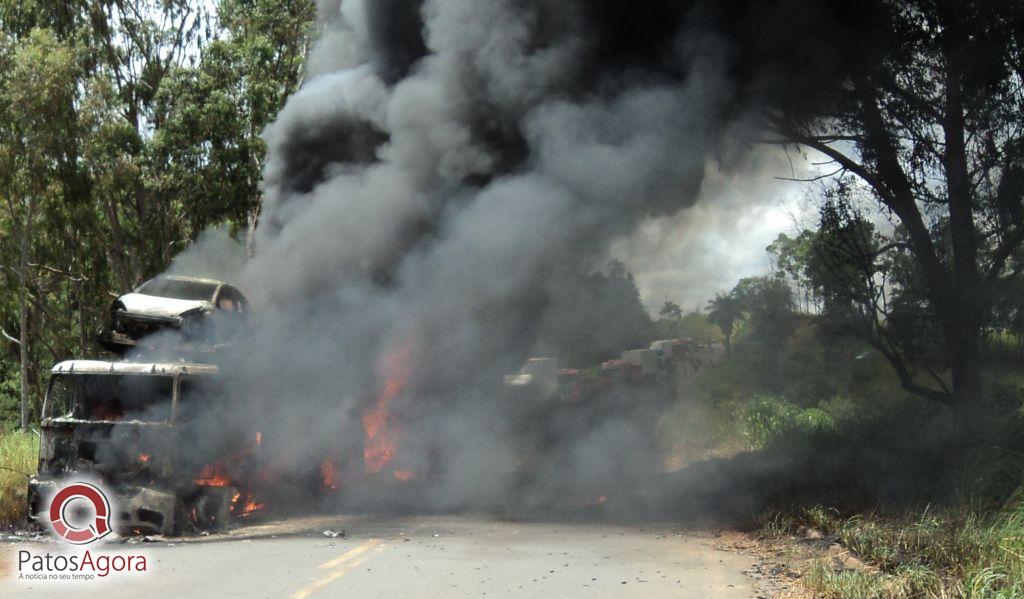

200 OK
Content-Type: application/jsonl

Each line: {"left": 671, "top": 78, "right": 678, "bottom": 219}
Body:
{"left": 170, "top": 0, "right": 881, "bottom": 516}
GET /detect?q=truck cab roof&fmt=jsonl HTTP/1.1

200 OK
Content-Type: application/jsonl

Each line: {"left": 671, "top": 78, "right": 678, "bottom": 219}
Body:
{"left": 51, "top": 360, "right": 219, "bottom": 376}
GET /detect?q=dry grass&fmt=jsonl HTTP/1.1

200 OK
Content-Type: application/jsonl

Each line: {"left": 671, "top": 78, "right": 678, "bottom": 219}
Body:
{"left": 0, "top": 430, "right": 37, "bottom": 527}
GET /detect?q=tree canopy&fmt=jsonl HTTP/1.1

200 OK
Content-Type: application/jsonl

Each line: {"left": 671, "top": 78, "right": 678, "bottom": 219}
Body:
{"left": 0, "top": 0, "right": 316, "bottom": 426}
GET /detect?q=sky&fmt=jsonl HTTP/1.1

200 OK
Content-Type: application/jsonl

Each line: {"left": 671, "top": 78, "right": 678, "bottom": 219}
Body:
{"left": 612, "top": 147, "right": 819, "bottom": 314}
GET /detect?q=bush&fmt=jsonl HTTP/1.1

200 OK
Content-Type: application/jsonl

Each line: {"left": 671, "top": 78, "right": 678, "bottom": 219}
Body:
{"left": 739, "top": 394, "right": 836, "bottom": 449}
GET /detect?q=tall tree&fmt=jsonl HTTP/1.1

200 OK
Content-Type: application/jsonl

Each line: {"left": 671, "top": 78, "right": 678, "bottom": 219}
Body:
{"left": 153, "top": 0, "right": 315, "bottom": 253}
{"left": 767, "top": 0, "right": 1024, "bottom": 406}
{"left": 659, "top": 301, "right": 683, "bottom": 321}
{"left": 782, "top": 201, "right": 951, "bottom": 401}
{"left": 707, "top": 292, "right": 744, "bottom": 358}
{"left": 0, "top": 29, "right": 79, "bottom": 428}
{"left": 536, "top": 261, "right": 656, "bottom": 367}
{"left": 733, "top": 276, "right": 797, "bottom": 347}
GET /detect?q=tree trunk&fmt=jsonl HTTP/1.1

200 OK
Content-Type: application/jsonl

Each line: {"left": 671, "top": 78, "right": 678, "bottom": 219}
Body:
{"left": 939, "top": 0, "right": 983, "bottom": 406}
{"left": 17, "top": 197, "right": 34, "bottom": 430}
{"left": 847, "top": 76, "right": 982, "bottom": 406}
{"left": 18, "top": 289, "right": 29, "bottom": 430}
{"left": 246, "top": 205, "right": 260, "bottom": 259}
{"left": 104, "top": 196, "right": 139, "bottom": 290}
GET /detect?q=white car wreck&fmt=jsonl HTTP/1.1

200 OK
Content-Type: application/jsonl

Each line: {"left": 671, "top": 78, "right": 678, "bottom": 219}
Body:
{"left": 99, "top": 275, "right": 250, "bottom": 352}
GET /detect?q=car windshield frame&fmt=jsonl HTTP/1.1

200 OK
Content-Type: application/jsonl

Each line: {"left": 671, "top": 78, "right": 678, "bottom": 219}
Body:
{"left": 136, "top": 278, "right": 219, "bottom": 302}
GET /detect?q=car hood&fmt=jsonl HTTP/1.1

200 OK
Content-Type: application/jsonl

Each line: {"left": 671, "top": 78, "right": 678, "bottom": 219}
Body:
{"left": 116, "top": 293, "right": 211, "bottom": 319}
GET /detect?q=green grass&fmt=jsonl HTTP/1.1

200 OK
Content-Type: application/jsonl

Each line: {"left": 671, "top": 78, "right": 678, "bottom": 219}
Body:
{"left": 758, "top": 501, "right": 1024, "bottom": 598}
{"left": 742, "top": 406, "right": 1024, "bottom": 598}
{"left": 0, "top": 430, "right": 38, "bottom": 527}
{"left": 803, "top": 560, "right": 941, "bottom": 599}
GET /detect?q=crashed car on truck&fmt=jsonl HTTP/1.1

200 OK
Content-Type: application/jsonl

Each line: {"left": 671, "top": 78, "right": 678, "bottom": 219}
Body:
{"left": 27, "top": 360, "right": 257, "bottom": 535}
{"left": 99, "top": 275, "right": 250, "bottom": 353}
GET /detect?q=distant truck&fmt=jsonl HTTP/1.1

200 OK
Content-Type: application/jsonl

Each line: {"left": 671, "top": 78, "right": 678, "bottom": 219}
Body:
{"left": 503, "top": 358, "right": 560, "bottom": 399}
{"left": 27, "top": 360, "right": 245, "bottom": 535}
{"left": 620, "top": 349, "right": 659, "bottom": 376}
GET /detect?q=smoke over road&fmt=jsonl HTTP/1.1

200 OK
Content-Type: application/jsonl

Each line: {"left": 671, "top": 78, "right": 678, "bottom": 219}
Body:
{"left": 173, "top": 0, "right": 882, "bottom": 516}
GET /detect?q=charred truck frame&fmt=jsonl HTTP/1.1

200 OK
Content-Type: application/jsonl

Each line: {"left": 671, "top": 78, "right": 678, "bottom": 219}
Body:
{"left": 28, "top": 360, "right": 244, "bottom": 535}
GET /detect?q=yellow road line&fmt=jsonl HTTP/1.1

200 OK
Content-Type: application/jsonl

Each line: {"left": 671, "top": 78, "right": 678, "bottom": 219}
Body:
{"left": 316, "top": 538, "right": 382, "bottom": 570}
{"left": 290, "top": 539, "right": 387, "bottom": 599}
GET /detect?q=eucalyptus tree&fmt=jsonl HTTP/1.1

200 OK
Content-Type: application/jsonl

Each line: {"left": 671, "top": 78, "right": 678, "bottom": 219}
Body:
{"left": 767, "top": 0, "right": 1024, "bottom": 406}
{"left": 0, "top": 0, "right": 316, "bottom": 428}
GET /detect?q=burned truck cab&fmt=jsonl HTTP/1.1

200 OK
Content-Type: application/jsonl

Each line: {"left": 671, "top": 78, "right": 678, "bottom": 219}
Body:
{"left": 28, "top": 360, "right": 231, "bottom": 536}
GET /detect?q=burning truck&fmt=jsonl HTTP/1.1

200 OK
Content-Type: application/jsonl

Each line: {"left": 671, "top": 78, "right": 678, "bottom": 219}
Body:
{"left": 26, "top": 360, "right": 262, "bottom": 535}
{"left": 27, "top": 273, "right": 372, "bottom": 536}
{"left": 26, "top": 277, "right": 284, "bottom": 535}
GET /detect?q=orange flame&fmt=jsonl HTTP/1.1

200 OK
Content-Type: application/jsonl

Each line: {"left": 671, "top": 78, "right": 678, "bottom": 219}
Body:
{"left": 227, "top": 490, "right": 265, "bottom": 516}
{"left": 240, "top": 499, "right": 265, "bottom": 515}
{"left": 194, "top": 464, "right": 231, "bottom": 487}
{"left": 191, "top": 441, "right": 267, "bottom": 521}
{"left": 138, "top": 453, "right": 150, "bottom": 463}
{"left": 363, "top": 342, "right": 413, "bottom": 474}
{"left": 393, "top": 469, "right": 414, "bottom": 482}
{"left": 321, "top": 458, "right": 339, "bottom": 490}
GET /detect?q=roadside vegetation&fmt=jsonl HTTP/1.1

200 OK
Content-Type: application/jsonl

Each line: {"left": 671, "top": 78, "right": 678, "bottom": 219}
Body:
{"left": 666, "top": 12, "right": 1024, "bottom": 596}
{"left": 796, "top": 504, "right": 1024, "bottom": 598}
{"left": 0, "top": 429, "right": 37, "bottom": 527}
{"left": 654, "top": 300, "right": 1024, "bottom": 597}
{"left": 655, "top": 12, "right": 1024, "bottom": 576}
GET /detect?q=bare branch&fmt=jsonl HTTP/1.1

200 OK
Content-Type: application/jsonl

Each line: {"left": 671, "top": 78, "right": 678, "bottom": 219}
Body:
{"left": 773, "top": 166, "right": 846, "bottom": 183}
{"left": 27, "top": 262, "right": 87, "bottom": 282}
{"left": 0, "top": 325, "right": 20, "bottom": 346}
{"left": 985, "top": 229, "right": 1024, "bottom": 285}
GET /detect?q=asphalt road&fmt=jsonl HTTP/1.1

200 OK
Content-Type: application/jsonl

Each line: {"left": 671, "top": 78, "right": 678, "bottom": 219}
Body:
{"left": 1, "top": 514, "right": 754, "bottom": 598}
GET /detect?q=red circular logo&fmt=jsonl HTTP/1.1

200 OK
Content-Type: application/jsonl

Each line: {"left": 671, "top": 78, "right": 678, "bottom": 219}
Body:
{"left": 48, "top": 482, "right": 112, "bottom": 544}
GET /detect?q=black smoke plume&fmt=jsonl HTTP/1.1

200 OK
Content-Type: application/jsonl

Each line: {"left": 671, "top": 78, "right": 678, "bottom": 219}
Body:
{"left": 177, "top": 0, "right": 887, "bottom": 516}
